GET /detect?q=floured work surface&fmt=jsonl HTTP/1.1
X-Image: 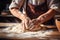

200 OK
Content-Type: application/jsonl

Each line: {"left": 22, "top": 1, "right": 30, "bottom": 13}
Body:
{"left": 0, "top": 22, "right": 59, "bottom": 40}
{"left": 0, "top": 25, "right": 60, "bottom": 40}
{"left": 0, "top": 30, "right": 60, "bottom": 40}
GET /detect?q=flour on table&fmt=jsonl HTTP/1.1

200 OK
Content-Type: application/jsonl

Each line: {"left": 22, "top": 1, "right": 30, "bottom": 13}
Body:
{"left": 2, "top": 23, "right": 26, "bottom": 33}
{"left": 2, "top": 22, "right": 42, "bottom": 33}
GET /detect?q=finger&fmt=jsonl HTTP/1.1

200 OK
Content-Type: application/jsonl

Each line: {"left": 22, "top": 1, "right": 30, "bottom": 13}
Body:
{"left": 29, "top": 25, "right": 36, "bottom": 30}
{"left": 28, "top": 23, "right": 34, "bottom": 28}
{"left": 28, "top": 21, "right": 36, "bottom": 29}
{"left": 25, "top": 20, "right": 30, "bottom": 29}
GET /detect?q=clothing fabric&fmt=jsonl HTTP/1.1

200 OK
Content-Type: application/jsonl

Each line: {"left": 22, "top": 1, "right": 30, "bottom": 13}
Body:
{"left": 9, "top": 0, "right": 60, "bottom": 12}
{"left": 28, "top": 0, "right": 45, "bottom": 5}
{"left": 9, "top": 0, "right": 60, "bottom": 25}
{"left": 49, "top": 0, "right": 60, "bottom": 12}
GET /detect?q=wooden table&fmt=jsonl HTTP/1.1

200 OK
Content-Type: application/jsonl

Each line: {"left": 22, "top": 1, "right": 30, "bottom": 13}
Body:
{"left": 0, "top": 23, "right": 60, "bottom": 40}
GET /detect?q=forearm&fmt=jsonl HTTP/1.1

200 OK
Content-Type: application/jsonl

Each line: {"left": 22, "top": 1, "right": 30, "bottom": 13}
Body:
{"left": 37, "top": 9, "right": 56, "bottom": 23}
{"left": 9, "top": 8, "right": 27, "bottom": 21}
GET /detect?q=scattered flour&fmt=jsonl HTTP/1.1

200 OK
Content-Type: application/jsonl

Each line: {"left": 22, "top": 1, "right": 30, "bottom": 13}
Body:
{"left": 2, "top": 23, "right": 25, "bottom": 33}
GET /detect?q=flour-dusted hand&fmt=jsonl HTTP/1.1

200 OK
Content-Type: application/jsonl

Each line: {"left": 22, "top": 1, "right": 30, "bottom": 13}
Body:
{"left": 22, "top": 17, "right": 31, "bottom": 30}
{"left": 28, "top": 19, "right": 42, "bottom": 31}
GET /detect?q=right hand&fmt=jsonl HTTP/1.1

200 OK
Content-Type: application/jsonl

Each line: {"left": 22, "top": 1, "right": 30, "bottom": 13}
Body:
{"left": 22, "top": 17, "right": 31, "bottom": 29}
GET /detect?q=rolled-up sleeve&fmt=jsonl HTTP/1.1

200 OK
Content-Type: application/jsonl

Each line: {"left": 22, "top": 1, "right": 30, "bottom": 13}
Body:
{"left": 9, "top": 0, "right": 21, "bottom": 9}
{"left": 49, "top": 0, "right": 60, "bottom": 12}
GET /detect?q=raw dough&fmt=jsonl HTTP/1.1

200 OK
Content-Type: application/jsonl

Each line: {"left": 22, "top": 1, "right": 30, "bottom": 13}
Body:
{"left": 2, "top": 22, "right": 42, "bottom": 33}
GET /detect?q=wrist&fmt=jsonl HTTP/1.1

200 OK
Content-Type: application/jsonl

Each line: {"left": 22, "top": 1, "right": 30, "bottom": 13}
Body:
{"left": 36, "top": 18, "right": 41, "bottom": 23}
{"left": 37, "top": 16, "right": 45, "bottom": 23}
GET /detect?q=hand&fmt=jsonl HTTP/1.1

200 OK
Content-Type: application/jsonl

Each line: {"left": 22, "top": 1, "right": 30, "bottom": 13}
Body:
{"left": 22, "top": 17, "right": 31, "bottom": 29}
{"left": 28, "top": 19, "right": 41, "bottom": 31}
{"left": 29, "top": 19, "right": 40, "bottom": 26}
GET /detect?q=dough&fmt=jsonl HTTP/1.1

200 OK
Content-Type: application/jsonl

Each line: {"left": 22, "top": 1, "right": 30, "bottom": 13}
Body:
{"left": 3, "top": 22, "right": 42, "bottom": 33}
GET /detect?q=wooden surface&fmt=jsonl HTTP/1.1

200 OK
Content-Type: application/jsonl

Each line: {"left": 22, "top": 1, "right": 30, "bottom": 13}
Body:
{"left": 0, "top": 15, "right": 59, "bottom": 40}
{"left": 0, "top": 28, "right": 60, "bottom": 40}
{"left": 0, "top": 23, "right": 20, "bottom": 27}
{"left": 0, "top": 15, "right": 14, "bottom": 17}
{"left": 0, "top": 30, "right": 60, "bottom": 40}
{"left": 0, "top": 23, "right": 56, "bottom": 29}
